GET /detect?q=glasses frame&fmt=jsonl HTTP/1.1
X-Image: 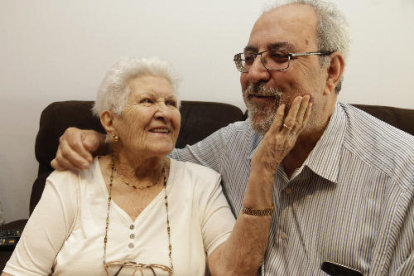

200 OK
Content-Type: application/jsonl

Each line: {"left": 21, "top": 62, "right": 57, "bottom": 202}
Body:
{"left": 104, "top": 260, "right": 173, "bottom": 276}
{"left": 233, "top": 49, "right": 333, "bottom": 73}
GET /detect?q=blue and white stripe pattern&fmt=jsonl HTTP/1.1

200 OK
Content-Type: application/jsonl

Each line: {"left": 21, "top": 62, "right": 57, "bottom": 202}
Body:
{"left": 171, "top": 102, "right": 414, "bottom": 276}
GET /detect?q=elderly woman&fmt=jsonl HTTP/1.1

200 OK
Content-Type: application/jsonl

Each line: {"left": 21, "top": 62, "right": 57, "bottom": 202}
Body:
{"left": 2, "top": 57, "right": 310, "bottom": 276}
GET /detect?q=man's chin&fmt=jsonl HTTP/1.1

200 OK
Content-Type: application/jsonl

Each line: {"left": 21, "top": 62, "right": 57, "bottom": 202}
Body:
{"left": 248, "top": 109, "right": 274, "bottom": 135}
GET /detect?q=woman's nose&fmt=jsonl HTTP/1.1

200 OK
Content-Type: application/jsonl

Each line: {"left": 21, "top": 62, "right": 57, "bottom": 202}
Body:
{"left": 154, "top": 102, "right": 171, "bottom": 120}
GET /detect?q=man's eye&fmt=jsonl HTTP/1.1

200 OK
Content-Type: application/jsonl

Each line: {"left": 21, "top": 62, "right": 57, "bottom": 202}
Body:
{"left": 244, "top": 54, "right": 255, "bottom": 65}
{"left": 270, "top": 51, "right": 289, "bottom": 63}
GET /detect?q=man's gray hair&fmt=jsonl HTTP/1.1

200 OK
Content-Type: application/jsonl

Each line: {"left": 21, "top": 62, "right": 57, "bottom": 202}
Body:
{"left": 92, "top": 57, "right": 180, "bottom": 117}
{"left": 264, "top": 0, "right": 351, "bottom": 94}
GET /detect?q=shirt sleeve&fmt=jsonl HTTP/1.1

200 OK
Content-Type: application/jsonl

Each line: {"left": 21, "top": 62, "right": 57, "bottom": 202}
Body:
{"left": 3, "top": 170, "right": 79, "bottom": 276}
{"left": 389, "top": 191, "right": 414, "bottom": 275}
{"left": 193, "top": 167, "right": 236, "bottom": 256}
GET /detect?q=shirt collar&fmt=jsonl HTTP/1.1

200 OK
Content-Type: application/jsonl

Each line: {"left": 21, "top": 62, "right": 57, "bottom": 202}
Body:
{"left": 305, "top": 102, "right": 346, "bottom": 183}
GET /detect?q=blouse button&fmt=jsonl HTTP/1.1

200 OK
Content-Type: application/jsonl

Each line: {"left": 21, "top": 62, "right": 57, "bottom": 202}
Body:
{"left": 128, "top": 243, "right": 134, "bottom": 248}
{"left": 130, "top": 234, "right": 135, "bottom": 239}
{"left": 130, "top": 224, "right": 135, "bottom": 230}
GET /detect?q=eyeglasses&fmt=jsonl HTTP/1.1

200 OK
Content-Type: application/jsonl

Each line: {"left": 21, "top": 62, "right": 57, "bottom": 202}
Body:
{"left": 233, "top": 49, "right": 333, "bottom": 73}
{"left": 104, "top": 261, "right": 173, "bottom": 276}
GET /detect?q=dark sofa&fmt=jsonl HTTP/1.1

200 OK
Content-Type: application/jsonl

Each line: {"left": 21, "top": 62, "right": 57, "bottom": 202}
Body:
{"left": 1, "top": 100, "right": 413, "bottom": 271}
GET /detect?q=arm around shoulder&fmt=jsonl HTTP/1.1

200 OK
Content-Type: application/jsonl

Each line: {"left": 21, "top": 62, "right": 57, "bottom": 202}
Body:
{"left": 51, "top": 127, "right": 107, "bottom": 171}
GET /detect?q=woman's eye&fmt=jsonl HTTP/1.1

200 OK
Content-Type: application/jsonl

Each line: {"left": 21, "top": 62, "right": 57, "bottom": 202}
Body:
{"left": 140, "top": 98, "right": 153, "bottom": 104}
{"left": 166, "top": 100, "right": 177, "bottom": 107}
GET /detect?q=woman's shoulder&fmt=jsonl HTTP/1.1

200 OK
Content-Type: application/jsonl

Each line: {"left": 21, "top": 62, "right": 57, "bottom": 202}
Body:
{"left": 168, "top": 159, "right": 224, "bottom": 208}
{"left": 47, "top": 168, "right": 80, "bottom": 186}
{"left": 171, "top": 158, "right": 220, "bottom": 180}
{"left": 47, "top": 157, "right": 101, "bottom": 190}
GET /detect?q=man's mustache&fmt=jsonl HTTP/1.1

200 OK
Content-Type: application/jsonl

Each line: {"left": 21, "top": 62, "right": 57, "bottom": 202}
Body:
{"left": 245, "top": 83, "right": 283, "bottom": 98}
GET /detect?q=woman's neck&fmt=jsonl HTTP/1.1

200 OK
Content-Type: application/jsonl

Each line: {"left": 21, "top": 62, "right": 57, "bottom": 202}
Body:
{"left": 113, "top": 153, "right": 166, "bottom": 182}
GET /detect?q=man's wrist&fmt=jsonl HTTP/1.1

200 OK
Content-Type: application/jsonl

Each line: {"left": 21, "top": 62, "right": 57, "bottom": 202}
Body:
{"left": 241, "top": 206, "right": 274, "bottom": 217}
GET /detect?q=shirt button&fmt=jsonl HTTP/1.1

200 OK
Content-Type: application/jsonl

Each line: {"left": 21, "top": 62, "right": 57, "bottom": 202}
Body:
{"left": 128, "top": 243, "right": 134, "bottom": 248}
{"left": 130, "top": 224, "right": 135, "bottom": 230}
{"left": 280, "top": 232, "right": 288, "bottom": 240}
{"left": 285, "top": 188, "right": 292, "bottom": 195}
{"left": 130, "top": 234, "right": 135, "bottom": 239}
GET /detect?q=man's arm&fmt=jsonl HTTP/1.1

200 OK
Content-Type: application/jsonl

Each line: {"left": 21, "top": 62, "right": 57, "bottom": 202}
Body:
{"left": 208, "top": 96, "right": 311, "bottom": 275}
{"left": 51, "top": 127, "right": 106, "bottom": 171}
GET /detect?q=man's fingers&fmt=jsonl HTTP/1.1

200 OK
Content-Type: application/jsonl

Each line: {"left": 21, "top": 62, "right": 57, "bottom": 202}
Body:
{"left": 62, "top": 136, "right": 92, "bottom": 165}
{"left": 51, "top": 144, "right": 91, "bottom": 171}
{"left": 268, "top": 104, "right": 286, "bottom": 134}
{"left": 82, "top": 130, "right": 104, "bottom": 155}
{"left": 50, "top": 127, "right": 94, "bottom": 171}
{"left": 284, "top": 96, "right": 302, "bottom": 129}
{"left": 281, "top": 96, "right": 303, "bottom": 135}
{"left": 295, "top": 95, "right": 310, "bottom": 123}
{"left": 301, "top": 102, "right": 313, "bottom": 131}
{"left": 50, "top": 158, "right": 67, "bottom": 171}
{"left": 291, "top": 95, "right": 310, "bottom": 134}
{"left": 64, "top": 132, "right": 93, "bottom": 164}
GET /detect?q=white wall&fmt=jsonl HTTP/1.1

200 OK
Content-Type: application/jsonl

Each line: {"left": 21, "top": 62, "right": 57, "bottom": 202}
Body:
{"left": 1, "top": 0, "right": 413, "bottom": 223}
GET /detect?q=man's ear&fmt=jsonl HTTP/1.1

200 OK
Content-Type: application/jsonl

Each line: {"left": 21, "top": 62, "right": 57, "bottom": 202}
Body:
{"left": 324, "top": 52, "right": 345, "bottom": 95}
{"left": 100, "top": 110, "right": 117, "bottom": 136}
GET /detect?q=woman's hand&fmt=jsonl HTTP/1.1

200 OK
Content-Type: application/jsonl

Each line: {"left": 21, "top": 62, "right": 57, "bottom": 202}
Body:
{"left": 251, "top": 95, "right": 312, "bottom": 179}
{"left": 50, "top": 127, "right": 107, "bottom": 171}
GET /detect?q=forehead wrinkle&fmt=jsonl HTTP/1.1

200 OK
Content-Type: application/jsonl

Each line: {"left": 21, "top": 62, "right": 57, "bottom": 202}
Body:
{"left": 268, "top": 42, "right": 296, "bottom": 51}
{"left": 244, "top": 41, "right": 297, "bottom": 53}
{"left": 131, "top": 90, "right": 177, "bottom": 101}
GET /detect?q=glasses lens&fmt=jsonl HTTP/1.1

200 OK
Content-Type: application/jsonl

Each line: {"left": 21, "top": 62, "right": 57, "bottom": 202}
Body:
{"left": 266, "top": 50, "right": 290, "bottom": 70}
{"left": 234, "top": 50, "right": 291, "bottom": 72}
{"left": 234, "top": 53, "right": 245, "bottom": 72}
{"left": 105, "top": 261, "right": 172, "bottom": 276}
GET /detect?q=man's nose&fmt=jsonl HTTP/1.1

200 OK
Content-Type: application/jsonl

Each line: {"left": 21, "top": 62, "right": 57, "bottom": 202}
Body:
{"left": 246, "top": 55, "right": 270, "bottom": 84}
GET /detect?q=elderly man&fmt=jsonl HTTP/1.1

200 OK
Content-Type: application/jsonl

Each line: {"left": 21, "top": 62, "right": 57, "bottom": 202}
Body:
{"left": 52, "top": 0, "right": 414, "bottom": 275}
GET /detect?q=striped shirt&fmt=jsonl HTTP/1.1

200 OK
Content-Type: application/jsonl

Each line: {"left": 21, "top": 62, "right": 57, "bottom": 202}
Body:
{"left": 171, "top": 102, "right": 414, "bottom": 276}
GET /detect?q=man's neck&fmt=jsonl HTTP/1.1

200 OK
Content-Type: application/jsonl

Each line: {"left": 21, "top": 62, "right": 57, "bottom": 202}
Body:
{"left": 283, "top": 124, "right": 326, "bottom": 178}
{"left": 282, "top": 97, "right": 337, "bottom": 178}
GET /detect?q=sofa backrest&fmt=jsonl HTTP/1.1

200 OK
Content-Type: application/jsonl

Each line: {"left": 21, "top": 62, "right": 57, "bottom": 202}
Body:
{"left": 30, "top": 101, "right": 414, "bottom": 214}
{"left": 353, "top": 104, "right": 414, "bottom": 135}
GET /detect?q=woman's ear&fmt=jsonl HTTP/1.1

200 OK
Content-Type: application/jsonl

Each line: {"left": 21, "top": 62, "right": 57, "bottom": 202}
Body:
{"left": 324, "top": 52, "right": 345, "bottom": 95}
{"left": 100, "top": 110, "right": 117, "bottom": 137}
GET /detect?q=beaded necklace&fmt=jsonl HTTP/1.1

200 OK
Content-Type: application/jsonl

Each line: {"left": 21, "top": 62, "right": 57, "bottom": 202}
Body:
{"left": 103, "top": 155, "right": 174, "bottom": 275}
{"left": 114, "top": 167, "right": 162, "bottom": 190}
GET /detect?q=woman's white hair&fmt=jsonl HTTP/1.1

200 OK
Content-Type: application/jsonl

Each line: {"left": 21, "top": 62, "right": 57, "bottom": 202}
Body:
{"left": 264, "top": 0, "right": 351, "bottom": 94}
{"left": 92, "top": 57, "right": 180, "bottom": 117}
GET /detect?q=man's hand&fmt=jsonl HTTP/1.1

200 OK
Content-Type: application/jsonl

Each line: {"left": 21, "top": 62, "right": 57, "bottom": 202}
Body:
{"left": 50, "top": 127, "right": 107, "bottom": 171}
{"left": 251, "top": 95, "right": 311, "bottom": 179}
